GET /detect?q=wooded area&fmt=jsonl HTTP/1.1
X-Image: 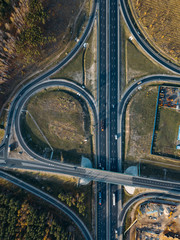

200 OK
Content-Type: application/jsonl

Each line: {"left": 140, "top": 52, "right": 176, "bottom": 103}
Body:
{"left": 0, "top": 0, "right": 88, "bottom": 111}
{"left": 0, "top": 180, "right": 83, "bottom": 240}
{"left": 0, "top": 0, "right": 55, "bottom": 84}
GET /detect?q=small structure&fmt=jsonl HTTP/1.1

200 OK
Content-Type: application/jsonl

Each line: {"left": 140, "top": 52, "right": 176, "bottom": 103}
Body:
{"left": 176, "top": 126, "right": 180, "bottom": 149}
{"left": 124, "top": 166, "right": 138, "bottom": 194}
{"left": 79, "top": 156, "right": 92, "bottom": 185}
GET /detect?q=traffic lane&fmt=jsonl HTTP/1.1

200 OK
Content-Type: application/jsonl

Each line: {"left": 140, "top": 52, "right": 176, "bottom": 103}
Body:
{"left": 109, "top": 0, "right": 119, "bottom": 237}
{"left": 119, "top": 191, "right": 180, "bottom": 232}
{"left": 119, "top": 75, "right": 180, "bottom": 118}
{"left": 97, "top": 183, "right": 107, "bottom": 239}
{"left": 110, "top": 184, "right": 118, "bottom": 240}
{"left": 98, "top": 0, "right": 107, "bottom": 239}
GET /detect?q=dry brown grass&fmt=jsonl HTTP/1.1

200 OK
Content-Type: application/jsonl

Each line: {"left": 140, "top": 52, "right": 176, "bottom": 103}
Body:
{"left": 130, "top": 0, "right": 180, "bottom": 64}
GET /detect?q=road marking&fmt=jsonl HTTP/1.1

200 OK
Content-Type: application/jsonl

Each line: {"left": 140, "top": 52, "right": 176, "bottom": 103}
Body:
{"left": 22, "top": 162, "right": 53, "bottom": 169}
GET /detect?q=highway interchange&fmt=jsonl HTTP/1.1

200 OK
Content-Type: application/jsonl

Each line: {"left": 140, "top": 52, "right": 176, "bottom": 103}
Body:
{"left": 0, "top": 0, "right": 180, "bottom": 240}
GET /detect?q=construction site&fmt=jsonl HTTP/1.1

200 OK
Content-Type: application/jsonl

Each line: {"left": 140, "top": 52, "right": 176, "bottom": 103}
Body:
{"left": 151, "top": 86, "right": 180, "bottom": 158}
{"left": 132, "top": 200, "right": 180, "bottom": 240}
{"left": 158, "top": 87, "right": 180, "bottom": 110}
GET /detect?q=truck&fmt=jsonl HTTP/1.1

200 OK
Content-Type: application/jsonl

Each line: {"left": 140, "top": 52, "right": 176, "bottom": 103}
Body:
{"left": 115, "top": 229, "right": 118, "bottom": 239}
{"left": 113, "top": 193, "right": 116, "bottom": 206}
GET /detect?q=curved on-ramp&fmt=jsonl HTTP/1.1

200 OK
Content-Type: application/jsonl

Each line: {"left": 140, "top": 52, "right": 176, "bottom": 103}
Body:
{"left": 0, "top": 170, "right": 93, "bottom": 240}
{"left": 14, "top": 79, "right": 98, "bottom": 164}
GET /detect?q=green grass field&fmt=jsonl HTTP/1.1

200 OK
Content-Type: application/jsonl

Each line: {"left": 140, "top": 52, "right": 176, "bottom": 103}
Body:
{"left": 125, "top": 86, "right": 158, "bottom": 168}
{"left": 126, "top": 41, "right": 170, "bottom": 83}
{"left": 20, "top": 88, "right": 93, "bottom": 165}
{"left": 154, "top": 107, "right": 180, "bottom": 157}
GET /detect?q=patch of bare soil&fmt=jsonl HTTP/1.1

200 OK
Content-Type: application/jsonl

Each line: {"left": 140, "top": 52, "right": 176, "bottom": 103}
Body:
{"left": 49, "top": 121, "right": 83, "bottom": 142}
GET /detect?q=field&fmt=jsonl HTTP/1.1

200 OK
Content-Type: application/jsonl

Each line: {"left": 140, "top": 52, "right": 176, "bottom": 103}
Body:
{"left": 126, "top": 41, "right": 170, "bottom": 84}
{"left": 154, "top": 107, "right": 180, "bottom": 158}
{"left": 125, "top": 86, "right": 158, "bottom": 158}
{"left": 125, "top": 85, "right": 180, "bottom": 181}
{"left": 129, "top": 0, "right": 180, "bottom": 65}
{"left": 20, "top": 88, "right": 93, "bottom": 165}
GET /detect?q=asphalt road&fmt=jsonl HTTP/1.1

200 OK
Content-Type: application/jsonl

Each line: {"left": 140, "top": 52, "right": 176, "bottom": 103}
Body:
{"left": 1, "top": 76, "right": 180, "bottom": 195}
{"left": 120, "top": 0, "right": 180, "bottom": 74}
{"left": 1, "top": 159, "right": 180, "bottom": 192}
{"left": 0, "top": 0, "right": 180, "bottom": 238}
{"left": 0, "top": 170, "right": 93, "bottom": 240}
{"left": 108, "top": 0, "right": 119, "bottom": 239}
{"left": 97, "top": 0, "right": 107, "bottom": 239}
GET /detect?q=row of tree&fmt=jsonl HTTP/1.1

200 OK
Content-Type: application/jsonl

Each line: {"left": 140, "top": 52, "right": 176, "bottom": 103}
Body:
{"left": 58, "top": 192, "right": 86, "bottom": 216}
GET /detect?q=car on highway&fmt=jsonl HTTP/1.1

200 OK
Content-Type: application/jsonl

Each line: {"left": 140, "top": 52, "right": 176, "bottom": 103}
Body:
{"left": 100, "top": 119, "right": 106, "bottom": 131}
{"left": 113, "top": 193, "right": 116, "bottom": 206}
{"left": 99, "top": 192, "right": 102, "bottom": 206}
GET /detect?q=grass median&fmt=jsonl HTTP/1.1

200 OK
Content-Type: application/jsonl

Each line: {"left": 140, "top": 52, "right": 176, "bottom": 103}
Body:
{"left": 154, "top": 107, "right": 180, "bottom": 158}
